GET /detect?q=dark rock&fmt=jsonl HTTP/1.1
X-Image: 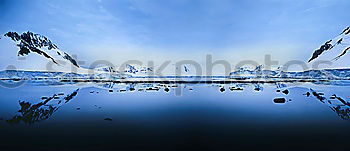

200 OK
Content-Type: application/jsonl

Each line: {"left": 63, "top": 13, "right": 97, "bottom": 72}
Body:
{"left": 282, "top": 89, "right": 289, "bottom": 95}
{"left": 76, "top": 108, "right": 80, "bottom": 110}
{"left": 273, "top": 98, "right": 286, "bottom": 104}
{"left": 220, "top": 87, "right": 225, "bottom": 92}
{"left": 164, "top": 87, "right": 170, "bottom": 92}
{"left": 308, "top": 40, "right": 333, "bottom": 62}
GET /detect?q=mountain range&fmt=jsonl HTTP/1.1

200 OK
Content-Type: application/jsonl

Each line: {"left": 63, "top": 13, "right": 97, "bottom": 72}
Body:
{"left": 2, "top": 27, "right": 350, "bottom": 76}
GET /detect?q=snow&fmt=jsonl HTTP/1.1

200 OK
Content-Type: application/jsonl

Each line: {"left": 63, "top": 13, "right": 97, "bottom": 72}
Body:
{"left": 308, "top": 27, "right": 350, "bottom": 69}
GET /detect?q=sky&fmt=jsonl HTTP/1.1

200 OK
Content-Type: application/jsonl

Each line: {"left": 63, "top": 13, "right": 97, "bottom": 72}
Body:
{"left": 0, "top": 0, "right": 349, "bottom": 73}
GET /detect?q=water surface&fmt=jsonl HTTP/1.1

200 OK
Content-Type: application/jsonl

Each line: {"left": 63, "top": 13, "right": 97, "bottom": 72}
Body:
{"left": 0, "top": 82, "right": 349, "bottom": 150}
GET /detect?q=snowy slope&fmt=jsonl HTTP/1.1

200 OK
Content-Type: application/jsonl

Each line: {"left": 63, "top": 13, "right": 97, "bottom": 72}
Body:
{"left": 308, "top": 27, "right": 350, "bottom": 69}
{"left": 4, "top": 31, "right": 79, "bottom": 68}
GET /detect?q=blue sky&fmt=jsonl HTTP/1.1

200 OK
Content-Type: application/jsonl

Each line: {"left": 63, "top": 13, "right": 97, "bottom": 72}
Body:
{"left": 0, "top": 0, "right": 349, "bottom": 71}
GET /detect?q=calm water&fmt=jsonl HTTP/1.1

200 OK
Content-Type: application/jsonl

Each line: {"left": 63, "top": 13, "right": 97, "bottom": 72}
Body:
{"left": 0, "top": 81, "right": 350, "bottom": 150}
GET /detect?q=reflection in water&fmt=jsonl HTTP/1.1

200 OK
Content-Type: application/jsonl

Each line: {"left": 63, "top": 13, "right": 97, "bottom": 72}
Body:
{"left": 310, "top": 89, "right": 350, "bottom": 120}
{"left": 64, "top": 89, "right": 79, "bottom": 103}
{"left": 104, "top": 118, "right": 113, "bottom": 121}
{"left": 303, "top": 92, "right": 311, "bottom": 97}
{"left": 253, "top": 84, "right": 263, "bottom": 92}
{"left": 7, "top": 89, "right": 79, "bottom": 124}
{"left": 3, "top": 82, "right": 350, "bottom": 124}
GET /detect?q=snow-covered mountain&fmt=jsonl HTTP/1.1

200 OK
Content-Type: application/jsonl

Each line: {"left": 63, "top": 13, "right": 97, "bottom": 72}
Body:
{"left": 3, "top": 28, "right": 350, "bottom": 79}
{"left": 3, "top": 31, "right": 156, "bottom": 76}
{"left": 4, "top": 31, "right": 79, "bottom": 68}
{"left": 308, "top": 26, "right": 350, "bottom": 68}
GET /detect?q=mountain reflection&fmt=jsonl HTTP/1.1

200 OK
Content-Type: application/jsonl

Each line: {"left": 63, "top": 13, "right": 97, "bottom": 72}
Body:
{"left": 7, "top": 89, "right": 79, "bottom": 124}
{"left": 4, "top": 82, "right": 350, "bottom": 124}
{"left": 309, "top": 89, "right": 350, "bottom": 120}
